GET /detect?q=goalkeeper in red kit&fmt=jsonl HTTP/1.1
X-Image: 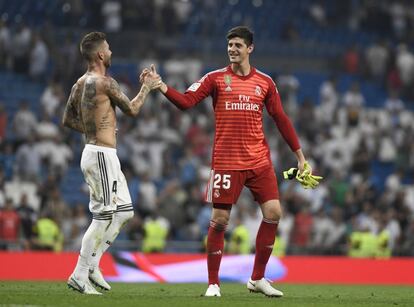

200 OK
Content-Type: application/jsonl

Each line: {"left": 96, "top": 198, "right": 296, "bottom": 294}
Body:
{"left": 141, "top": 26, "right": 321, "bottom": 297}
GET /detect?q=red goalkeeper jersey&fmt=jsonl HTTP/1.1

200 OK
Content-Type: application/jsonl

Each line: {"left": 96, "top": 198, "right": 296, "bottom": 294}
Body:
{"left": 165, "top": 65, "right": 300, "bottom": 170}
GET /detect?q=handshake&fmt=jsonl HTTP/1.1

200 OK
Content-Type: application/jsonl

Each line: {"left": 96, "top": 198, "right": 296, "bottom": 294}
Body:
{"left": 139, "top": 64, "right": 167, "bottom": 93}
{"left": 283, "top": 161, "right": 323, "bottom": 189}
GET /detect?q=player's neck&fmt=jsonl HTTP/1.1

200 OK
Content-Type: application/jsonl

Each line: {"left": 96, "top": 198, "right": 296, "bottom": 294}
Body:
{"left": 87, "top": 62, "right": 107, "bottom": 76}
{"left": 231, "top": 62, "right": 251, "bottom": 76}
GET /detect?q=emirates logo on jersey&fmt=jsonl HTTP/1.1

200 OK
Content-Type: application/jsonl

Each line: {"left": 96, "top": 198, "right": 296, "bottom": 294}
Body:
{"left": 225, "top": 101, "right": 260, "bottom": 112}
{"left": 255, "top": 86, "right": 262, "bottom": 96}
{"left": 224, "top": 94, "right": 260, "bottom": 112}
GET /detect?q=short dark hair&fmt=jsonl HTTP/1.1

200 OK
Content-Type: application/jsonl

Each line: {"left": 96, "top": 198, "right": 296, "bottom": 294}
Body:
{"left": 80, "top": 31, "right": 106, "bottom": 61}
{"left": 226, "top": 26, "right": 254, "bottom": 46}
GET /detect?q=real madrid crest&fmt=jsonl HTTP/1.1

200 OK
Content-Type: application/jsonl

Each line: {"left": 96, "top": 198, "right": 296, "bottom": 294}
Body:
{"left": 224, "top": 74, "right": 232, "bottom": 92}
{"left": 255, "top": 85, "right": 262, "bottom": 96}
{"left": 214, "top": 189, "right": 220, "bottom": 198}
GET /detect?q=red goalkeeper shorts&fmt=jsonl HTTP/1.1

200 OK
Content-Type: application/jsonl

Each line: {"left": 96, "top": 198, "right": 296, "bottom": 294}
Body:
{"left": 204, "top": 164, "right": 279, "bottom": 205}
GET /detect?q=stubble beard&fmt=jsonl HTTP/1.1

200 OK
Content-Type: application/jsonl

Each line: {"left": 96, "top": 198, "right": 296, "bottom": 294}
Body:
{"left": 104, "top": 56, "right": 111, "bottom": 68}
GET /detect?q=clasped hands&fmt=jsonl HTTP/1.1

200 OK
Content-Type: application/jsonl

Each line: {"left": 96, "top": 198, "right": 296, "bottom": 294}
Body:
{"left": 140, "top": 64, "right": 163, "bottom": 91}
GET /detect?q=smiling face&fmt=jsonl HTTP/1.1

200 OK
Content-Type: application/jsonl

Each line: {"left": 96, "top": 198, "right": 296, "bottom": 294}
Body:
{"left": 227, "top": 37, "right": 254, "bottom": 65}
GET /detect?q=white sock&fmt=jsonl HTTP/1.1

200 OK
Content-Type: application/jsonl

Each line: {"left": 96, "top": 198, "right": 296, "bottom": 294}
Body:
{"left": 90, "top": 209, "right": 134, "bottom": 270}
{"left": 72, "top": 255, "right": 89, "bottom": 281}
{"left": 73, "top": 218, "right": 112, "bottom": 281}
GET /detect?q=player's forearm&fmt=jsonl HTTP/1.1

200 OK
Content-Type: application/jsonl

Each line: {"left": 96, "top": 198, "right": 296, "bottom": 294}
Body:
{"left": 62, "top": 116, "right": 84, "bottom": 133}
{"left": 129, "top": 84, "right": 151, "bottom": 116}
{"left": 294, "top": 149, "right": 306, "bottom": 164}
{"left": 64, "top": 121, "right": 84, "bottom": 133}
{"left": 274, "top": 113, "right": 300, "bottom": 151}
{"left": 162, "top": 85, "right": 196, "bottom": 110}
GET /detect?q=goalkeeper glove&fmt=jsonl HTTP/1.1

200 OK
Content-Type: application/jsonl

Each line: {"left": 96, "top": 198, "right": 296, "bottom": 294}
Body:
{"left": 283, "top": 161, "right": 323, "bottom": 189}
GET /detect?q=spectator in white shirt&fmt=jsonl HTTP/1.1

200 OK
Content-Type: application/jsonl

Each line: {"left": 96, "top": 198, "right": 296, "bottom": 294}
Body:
{"left": 12, "top": 100, "right": 38, "bottom": 143}
{"left": 40, "top": 81, "right": 64, "bottom": 118}
{"left": 396, "top": 44, "right": 414, "bottom": 86}
{"left": 14, "top": 136, "right": 42, "bottom": 182}
{"left": 0, "top": 20, "right": 11, "bottom": 68}
{"left": 343, "top": 82, "right": 365, "bottom": 127}
{"left": 318, "top": 76, "right": 339, "bottom": 124}
{"left": 101, "top": 0, "right": 122, "bottom": 32}
{"left": 29, "top": 34, "right": 49, "bottom": 81}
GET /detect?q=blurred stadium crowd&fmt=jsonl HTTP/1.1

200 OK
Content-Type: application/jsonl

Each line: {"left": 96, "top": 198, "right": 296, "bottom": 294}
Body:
{"left": 0, "top": 0, "right": 414, "bottom": 257}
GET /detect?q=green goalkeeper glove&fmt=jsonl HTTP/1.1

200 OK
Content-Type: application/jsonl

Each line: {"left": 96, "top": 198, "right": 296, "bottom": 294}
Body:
{"left": 283, "top": 161, "right": 323, "bottom": 189}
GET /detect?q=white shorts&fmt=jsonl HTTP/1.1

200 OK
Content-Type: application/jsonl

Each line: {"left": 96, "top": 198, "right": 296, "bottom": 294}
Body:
{"left": 81, "top": 144, "right": 132, "bottom": 218}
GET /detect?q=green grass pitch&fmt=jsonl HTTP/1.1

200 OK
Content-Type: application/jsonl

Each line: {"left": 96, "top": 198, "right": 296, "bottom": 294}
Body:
{"left": 0, "top": 281, "right": 413, "bottom": 307}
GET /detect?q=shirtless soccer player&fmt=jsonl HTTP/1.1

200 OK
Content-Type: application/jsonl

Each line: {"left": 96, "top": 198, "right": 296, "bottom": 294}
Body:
{"left": 62, "top": 31, "right": 161, "bottom": 295}
{"left": 141, "top": 26, "right": 317, "bottom": 297}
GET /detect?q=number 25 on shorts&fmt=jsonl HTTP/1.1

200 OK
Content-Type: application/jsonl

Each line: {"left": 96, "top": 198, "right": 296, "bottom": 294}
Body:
{"left": 213, "top": 174, "right": 231, "bottom": 189}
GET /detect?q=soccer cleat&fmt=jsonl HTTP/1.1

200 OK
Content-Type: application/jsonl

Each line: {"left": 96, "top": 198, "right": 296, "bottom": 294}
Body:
{"left": 89, "top": 268, "right": 111, "bottom": 291}
{"left": 247, "top": 278, "right": 283, "bottom": 297}
{"left": 67, "top": 274, "right": 102, "bottom": 295}
{"left": 204, "top": 284, "right": 221, "bottom": 297}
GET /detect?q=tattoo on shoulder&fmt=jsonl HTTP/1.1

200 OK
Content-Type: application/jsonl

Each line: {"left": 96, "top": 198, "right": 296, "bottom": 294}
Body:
{"left": 63, "top": 82, "right": 84, "bottom": 132}
{"left": 78, "top": 77, "right": 99, "bottom": 138}
{"left": 109, "top": 78, "right": 121, "bottom": 92}
{"left": 84, "top": 78, "right": 97, "bottom": 110}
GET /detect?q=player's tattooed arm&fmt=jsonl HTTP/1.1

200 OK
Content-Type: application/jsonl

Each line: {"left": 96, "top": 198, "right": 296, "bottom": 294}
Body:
{"left": 62, "top": 83, "right": 84, "bottom": 133}
{"left": 105, "top": 78, "right": 135, "bottom": 116}
{"left": 106, "top": 77, "right": 159, "bottom": 117}
{"left": 82, "top": 78, "right": 98, "bottom": 140}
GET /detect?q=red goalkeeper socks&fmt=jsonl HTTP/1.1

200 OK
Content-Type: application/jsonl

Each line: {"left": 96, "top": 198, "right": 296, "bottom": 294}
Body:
{"left": 251, "top": 218, "right": 278, "bottom": 280}
{"left": 206, "top": 220, "right": 227, "bottom": 285}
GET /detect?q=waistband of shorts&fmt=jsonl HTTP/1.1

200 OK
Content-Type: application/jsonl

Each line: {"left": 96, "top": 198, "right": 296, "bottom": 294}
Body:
{"left": 84, "top": 144, "right": 117, "bottom": 154}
